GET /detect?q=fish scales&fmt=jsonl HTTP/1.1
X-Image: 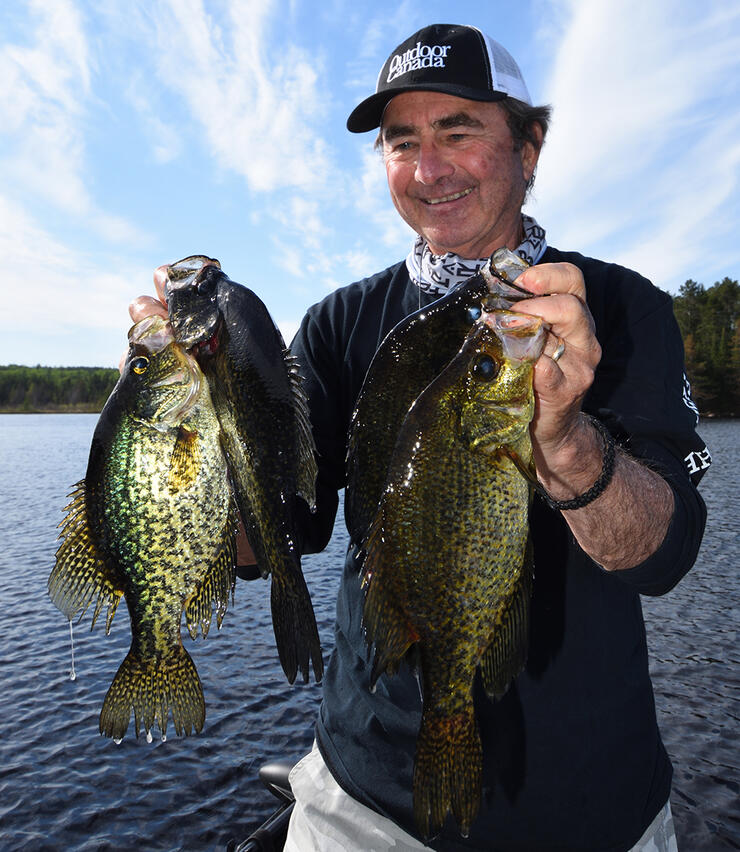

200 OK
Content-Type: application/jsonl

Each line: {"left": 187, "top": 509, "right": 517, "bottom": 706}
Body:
{"left": 346, "top": 272, "right": 491, "bottom": 548}
{"left": 49, "top": 316, "right": 237, "bottom": 740}
{"left": 165, "top": 257, "right": 322, "bottom": 685}
{"left": 346, "top": 246, "right": 532, "bottom": 549}
{"left": 361, "top": 312, "right": 546, "bottom": 839}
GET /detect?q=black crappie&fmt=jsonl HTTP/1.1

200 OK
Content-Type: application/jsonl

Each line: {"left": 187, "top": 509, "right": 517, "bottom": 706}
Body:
{"left": 48, "top": 316, "right": 238, "bottom": 740}
{"left": 346, "top": 247, "right": 534, "bottom": 548}
{"left": 164, "top": 256, "right": 322, "bottom": 684}
{"left": 361, "top": 310, "right": 547, "bottom": 839}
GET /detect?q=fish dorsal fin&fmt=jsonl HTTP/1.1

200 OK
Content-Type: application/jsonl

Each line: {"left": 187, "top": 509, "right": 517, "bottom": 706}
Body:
{"left": 184, "top": 501, "right": 239, "bottom": 639}
{"left": 168, "top": 426, "right": 201, "bottom": 493}
{"left": 49, "top": 480, "right": 123, "bottom": 634}
{"left": 479, "top": 538, "right": 533, "bottom": 700}
{"left": 285, "top": 350, "right": 318, "bottom": 511}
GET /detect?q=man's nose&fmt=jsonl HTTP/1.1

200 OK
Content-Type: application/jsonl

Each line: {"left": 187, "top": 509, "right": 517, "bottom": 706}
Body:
{"left": 414, "top": 141, "right": 454, "bottom": 184}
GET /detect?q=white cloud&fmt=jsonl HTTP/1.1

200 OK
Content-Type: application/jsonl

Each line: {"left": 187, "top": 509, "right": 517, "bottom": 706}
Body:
{"left": 0, "top": 0, "right": 148, "bottom": 245}
{"left": 0, "top": 195, "right": 149, "bottom": 365}
{"left": 529, "top": 0, "right": 740, "bottom": 289}
{"left": 147, "top": 0, "right": 333, "bottom": 195}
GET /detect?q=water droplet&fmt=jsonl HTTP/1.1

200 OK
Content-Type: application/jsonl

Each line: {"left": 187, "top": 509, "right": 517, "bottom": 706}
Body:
{"left": 114, "top": 738, "right": 123, "bottom": 745}
{"left": 161, "top": 733, "right": 167, "bottom": 742}
{"left": 68, "top": 620, "right": 77, "bottom": 681}
{"left": 146, "top": 730, "right": 153, "bottom": 744}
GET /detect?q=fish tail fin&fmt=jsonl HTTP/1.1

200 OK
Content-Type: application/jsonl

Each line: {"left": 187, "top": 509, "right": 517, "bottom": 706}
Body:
{"left": 99, "top": 645, "right": 205, "bottom": 740}
{"left": 270, "top": 561, "right": 323, "bottom": 685}
{"left": 414, "top": 707, "right": 482, "bottom": 840}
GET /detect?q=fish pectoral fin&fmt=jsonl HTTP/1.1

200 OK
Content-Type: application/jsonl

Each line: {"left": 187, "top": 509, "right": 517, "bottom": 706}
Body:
{"left": 99, "top": 644, "right": 205, "bottom": 740}
{"left": 168, "top": 426, "right": 201, "bottom": 493}
{"left": 185, "top": 504, "right": 239, "bottom": 639}
{"left": 499, "top": 446, "right": 538, "bottom": 485}
{"left": 285, "top": 351, "right": 318, "bottom": 511}
{"left": 48, "top": 480, "right": 123, "bottom": 632}
{"left": 480, "top": 540, "right": 533, "bottom": 701}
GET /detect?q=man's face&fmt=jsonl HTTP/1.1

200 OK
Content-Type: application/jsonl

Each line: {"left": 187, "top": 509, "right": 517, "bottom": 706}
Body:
{"left": 381, "top": 91, "right": 540, "bottom": 259}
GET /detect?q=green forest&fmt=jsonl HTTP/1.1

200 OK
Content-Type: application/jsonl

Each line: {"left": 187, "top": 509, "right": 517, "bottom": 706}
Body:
{"left": 672, "top": 277, "right": 739, "bottom": 417}
{"left": 0, "top": 277, "right": 737, "bottom": 416}
{"left": 0, "top": 365, "right": 119, "bottom": 413}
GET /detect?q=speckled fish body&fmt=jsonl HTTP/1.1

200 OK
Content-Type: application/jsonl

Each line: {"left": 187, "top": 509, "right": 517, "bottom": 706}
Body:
{"left": 346, "top": 248, "right": 535, "bottom": 549}
{"left": 48, "top": 316, "right": 237, "bottom": 740}
{"left": 361, "top": 311, "right": 547, "bottom": 839}
{"left": 165, "top": 256, "right": 322, "bottom": 685}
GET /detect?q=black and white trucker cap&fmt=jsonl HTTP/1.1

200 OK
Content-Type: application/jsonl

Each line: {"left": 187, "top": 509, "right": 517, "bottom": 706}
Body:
{"left": 347, "top": 23, "right": 532, "bottom": 133}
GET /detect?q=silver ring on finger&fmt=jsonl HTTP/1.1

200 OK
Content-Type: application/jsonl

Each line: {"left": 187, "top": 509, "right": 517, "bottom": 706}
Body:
{"left": 551, "top": 337, "right": 566, "bottom": 363}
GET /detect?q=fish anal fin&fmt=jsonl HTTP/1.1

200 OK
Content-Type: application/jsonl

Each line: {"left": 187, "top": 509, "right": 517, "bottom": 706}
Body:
{"left": 480, "top": 539, "right": 533, "bottom": 701}
{"left": 99, "top": 644, "right": 205, "bottom": 740}
{"left": 361, "top": 521, "right": 418, "bottom": 689}
{"left": 168, "top": 426, "right": 201, "bottom": 493}
{"left": 413, "top": 707, "right": 482, "bottom": 839}
{"left": 185, "top": 505, "right": 238, "bottom": 639}
{"left": 48, "top": 480, "right": 123, "bottom": 630}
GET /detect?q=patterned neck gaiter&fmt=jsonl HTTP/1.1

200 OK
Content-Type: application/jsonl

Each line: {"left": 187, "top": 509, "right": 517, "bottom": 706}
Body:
{"left": 405, "top": 214, "right": 547, "bottom": 297}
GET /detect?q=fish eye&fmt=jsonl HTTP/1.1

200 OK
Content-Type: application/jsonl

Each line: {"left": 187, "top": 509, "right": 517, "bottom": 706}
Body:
{"left": 471, "top": 354, "right": 499, "bottom": 381}
{"left": 197, "top": 274, "right": 217, "bottom": 296}
{"left": 131, "top": 356, "right": 149, "bottom": 375}
{"left": 466, "top": 305, "right": 482, "bottom": 323}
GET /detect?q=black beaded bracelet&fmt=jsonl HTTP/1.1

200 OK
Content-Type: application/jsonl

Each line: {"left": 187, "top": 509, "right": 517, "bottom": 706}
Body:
{"left": 539, "top": 416, "right": 617, "bottom": 511}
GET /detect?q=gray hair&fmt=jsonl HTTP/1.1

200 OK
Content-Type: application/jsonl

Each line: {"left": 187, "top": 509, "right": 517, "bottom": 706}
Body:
{"left": 499, "top": 98, "right": 552, "bottom": 192}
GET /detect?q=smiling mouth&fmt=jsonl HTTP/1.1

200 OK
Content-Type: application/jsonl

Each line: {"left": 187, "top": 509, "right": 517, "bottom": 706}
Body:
{"left": 423, "top": 187, "right": 474, "bottom": 205}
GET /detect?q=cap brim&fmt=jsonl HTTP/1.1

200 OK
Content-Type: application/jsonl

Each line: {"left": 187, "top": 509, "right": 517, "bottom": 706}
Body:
{"left": 346, "top": 84, "right": 508, "bottom": 133}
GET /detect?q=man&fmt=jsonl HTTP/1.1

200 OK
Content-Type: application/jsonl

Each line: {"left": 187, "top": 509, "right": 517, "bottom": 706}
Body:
{"left": 281, "top": 24, "right": 708, "bottom": 852}
{"left": 131, "top": 23, "right": 708, "bottom": 852}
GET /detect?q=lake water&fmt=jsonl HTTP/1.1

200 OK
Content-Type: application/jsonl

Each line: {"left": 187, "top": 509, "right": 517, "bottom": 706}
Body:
{"left": 0, "top": 414, "right": 737, "bottom": 851}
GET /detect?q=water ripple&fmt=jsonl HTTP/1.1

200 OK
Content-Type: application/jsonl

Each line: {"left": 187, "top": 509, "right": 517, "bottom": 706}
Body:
{"left": 0, "top": 415, "right": 737, "bottom": 850}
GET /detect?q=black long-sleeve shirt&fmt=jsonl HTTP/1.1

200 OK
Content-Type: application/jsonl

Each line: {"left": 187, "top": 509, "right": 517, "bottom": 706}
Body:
{"left": 290, "top": 246, "right": 709, "bottom": 852}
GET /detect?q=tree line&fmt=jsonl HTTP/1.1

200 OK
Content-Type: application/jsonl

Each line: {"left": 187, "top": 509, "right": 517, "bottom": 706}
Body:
{"left": 0, "top": 277, "right": 737, "bottom": 415}
{"left": 672, "top": 277, "right": 739, "bottom": 417}
{"left": 0, "top": 365, "right": 119, "bottom": 413}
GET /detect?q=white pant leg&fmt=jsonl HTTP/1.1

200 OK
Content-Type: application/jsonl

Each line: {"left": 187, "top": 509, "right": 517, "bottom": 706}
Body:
{"left": 630, "top": 800, "right": 678, "bottom": 852}
{"left": 284, "top": 741, "right": 678, "bottom": 852}
{"left": 283, "top": 742, "right": 432, "bottom": 852}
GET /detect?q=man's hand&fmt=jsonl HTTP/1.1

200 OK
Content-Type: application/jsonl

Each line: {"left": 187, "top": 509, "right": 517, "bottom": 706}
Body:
{"left": 120, "top": 267, "right": 171, "bottom": 371}
{"left": 510, "top": 262, "right": 674, "bottom": 572}
{"left": 514, "top": 262, "right": 601, "bottom": 454}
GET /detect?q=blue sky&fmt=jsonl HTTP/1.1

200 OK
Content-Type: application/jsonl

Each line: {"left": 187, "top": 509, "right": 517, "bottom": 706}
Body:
{"left": 1, "top": 0, "right": 739, "bottom": 367}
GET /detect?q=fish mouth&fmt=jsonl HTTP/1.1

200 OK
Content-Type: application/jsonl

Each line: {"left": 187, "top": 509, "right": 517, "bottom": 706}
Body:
{"left": 422, "top": 187, "right": 474, "bottom": 205}
{"left": 156, "top": 349, "right": 203, "bottom": 426}
{"left": 191, "top": 325, "right": 221, "bottom": 360}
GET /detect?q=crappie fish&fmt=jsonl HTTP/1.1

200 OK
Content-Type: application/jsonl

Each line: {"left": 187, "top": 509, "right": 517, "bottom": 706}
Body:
{"left": 346, "top": 248, "right": 533, "bottom": 548}
{"left": 361, "top": 311, "right": 547, "bottom": 839}
{"left": 48, "top": 316, "right": 238, "bottom": 740}
{"left": 164, "top": 256, "right": 322, "bottom": 685}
